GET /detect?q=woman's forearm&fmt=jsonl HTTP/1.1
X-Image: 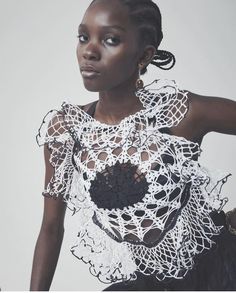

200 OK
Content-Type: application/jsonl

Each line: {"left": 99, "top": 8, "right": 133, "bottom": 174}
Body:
{"left": 30, "top": 227, "right": 64, "bottom": 291}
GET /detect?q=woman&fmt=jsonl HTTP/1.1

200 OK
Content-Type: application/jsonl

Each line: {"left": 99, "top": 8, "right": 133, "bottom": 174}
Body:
{"left": 30, "top": 0, "right": 236, "bottom": 290}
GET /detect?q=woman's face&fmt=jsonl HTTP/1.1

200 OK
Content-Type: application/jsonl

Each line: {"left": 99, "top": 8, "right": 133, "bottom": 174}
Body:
{"left": 77, "top": 0, "right": 143, "bottom": 92}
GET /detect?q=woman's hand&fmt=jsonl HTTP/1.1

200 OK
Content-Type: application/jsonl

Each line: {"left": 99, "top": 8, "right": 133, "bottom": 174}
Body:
{"left": 226, "top": 208, "right": 236, "bottom": 235}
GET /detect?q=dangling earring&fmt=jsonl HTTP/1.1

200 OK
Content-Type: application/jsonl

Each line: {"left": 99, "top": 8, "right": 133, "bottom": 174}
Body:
{"left": 135, "top": 63, "right": 144, "bottom": 90}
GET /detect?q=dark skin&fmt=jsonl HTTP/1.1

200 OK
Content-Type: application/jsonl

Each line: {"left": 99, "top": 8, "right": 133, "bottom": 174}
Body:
{"left": 77, "top": 0, "right": 151, "bottom": 124}
{"left": 30, "top": 0, "right": 236, "bottom": 290}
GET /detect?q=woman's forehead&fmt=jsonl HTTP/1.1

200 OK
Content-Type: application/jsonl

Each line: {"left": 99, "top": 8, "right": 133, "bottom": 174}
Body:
{"left": 82, "top": 0, "right": 131, "bottom": 28}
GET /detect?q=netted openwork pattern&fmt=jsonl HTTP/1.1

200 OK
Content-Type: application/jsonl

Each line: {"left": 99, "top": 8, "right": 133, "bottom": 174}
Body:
{"left": 36, "top": 79, "right": 229, "bottom": 284}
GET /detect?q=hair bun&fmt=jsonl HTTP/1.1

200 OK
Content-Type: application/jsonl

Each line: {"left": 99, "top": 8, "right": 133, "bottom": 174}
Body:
{"left": 151, "top": 50, "right": 176, "bottom": 70}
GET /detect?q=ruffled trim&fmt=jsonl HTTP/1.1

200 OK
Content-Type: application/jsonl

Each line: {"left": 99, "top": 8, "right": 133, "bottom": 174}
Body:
{"left": 69, "top": 164, "right": 230, "bottom": 283}
{"left": 36, "top": 108, "right": 79, "bottom": 211}
{"left": 127, "top": 169, "right": 230, "bottom": 281}
{"left": 36, "top": 79, "right": 231, "bottom": 284}
{"left": 71, "top": 215, "right": 137, "bottom": 284}
{"left": 137, "top": 79, "right": 189, "bottom": 129}
{"left": 36, "top": 108, "right": 71, "bottom": 145}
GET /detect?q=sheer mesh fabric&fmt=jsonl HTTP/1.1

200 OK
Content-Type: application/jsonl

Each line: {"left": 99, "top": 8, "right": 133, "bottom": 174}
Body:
{"left": 37, "top": 79, "right": 229, "bottom": 284}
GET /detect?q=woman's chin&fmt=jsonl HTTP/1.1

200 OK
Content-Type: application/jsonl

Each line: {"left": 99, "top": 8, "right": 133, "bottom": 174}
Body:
{"left": 82, "top": 80, "right": 101, "bottom": 92}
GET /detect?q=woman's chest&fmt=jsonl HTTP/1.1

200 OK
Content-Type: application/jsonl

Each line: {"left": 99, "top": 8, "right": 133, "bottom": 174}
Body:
{"left": 71, "top": 128, "right": 199, "bottom": 213}
{"left": 74, "top": 128, "right": 192, "bottom": 172}
{"left": 68, "top": 114, "right": 202, "bottom": 245}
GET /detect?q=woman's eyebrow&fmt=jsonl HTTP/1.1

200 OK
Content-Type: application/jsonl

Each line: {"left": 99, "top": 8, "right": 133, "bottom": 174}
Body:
{"left": 78, "top": 23, "right": 126, "bottom": 32}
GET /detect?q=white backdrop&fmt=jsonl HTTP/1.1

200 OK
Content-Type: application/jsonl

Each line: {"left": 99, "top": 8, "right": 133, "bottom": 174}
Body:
{"left": 0, "top": 0, "right": 235, "bottom": 291}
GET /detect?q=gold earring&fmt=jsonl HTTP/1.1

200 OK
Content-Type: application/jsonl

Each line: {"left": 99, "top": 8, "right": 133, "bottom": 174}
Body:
{"left": 135, "top": 63, "right": 144, "bottom": 90}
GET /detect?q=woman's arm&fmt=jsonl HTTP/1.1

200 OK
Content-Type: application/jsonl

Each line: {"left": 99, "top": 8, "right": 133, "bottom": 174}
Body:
{"left": 30, "top": 198, "right": 66, "bottom": 291}
{"left": 188, "top": 93, "right": 236, "bottom": 231}
{"left": 188, "top": 92, "right": 236, "bottom": 136}
{"left": 30, "top": 146, "right": 67, "bottom": 291}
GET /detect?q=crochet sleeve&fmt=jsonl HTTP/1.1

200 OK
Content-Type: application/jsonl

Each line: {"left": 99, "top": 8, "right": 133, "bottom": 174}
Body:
{"left": 36, "top": 108, "right": 77, "bottom": 208}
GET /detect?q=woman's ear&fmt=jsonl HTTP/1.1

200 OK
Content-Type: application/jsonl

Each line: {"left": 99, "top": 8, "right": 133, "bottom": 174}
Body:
{"left": 139, "top": 45, "right": 157, "bottom": 67}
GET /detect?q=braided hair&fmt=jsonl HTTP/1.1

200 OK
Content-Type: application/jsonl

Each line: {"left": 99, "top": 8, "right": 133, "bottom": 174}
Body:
{"left": 89, "top": 0, "right": 175, "bottom": 74}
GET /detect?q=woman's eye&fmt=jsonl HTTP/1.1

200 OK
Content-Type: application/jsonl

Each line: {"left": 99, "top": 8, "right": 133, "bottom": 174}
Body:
{"left": 77, "top": 34, "right": 120, "bottom": 46}
{"left": 77, "top": 34, "right": 88, "bottom": 43}
{"left": 105, "top": 36, "right": 120, "bottom": 46}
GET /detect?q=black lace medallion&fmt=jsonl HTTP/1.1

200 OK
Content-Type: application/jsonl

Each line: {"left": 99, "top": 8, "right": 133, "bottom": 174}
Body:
{"left": 89, "top": 161, "right": 150, "bottom": 210}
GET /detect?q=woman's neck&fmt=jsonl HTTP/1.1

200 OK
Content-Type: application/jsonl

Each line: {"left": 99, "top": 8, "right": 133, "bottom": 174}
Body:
{"left": 96, "top": 82, "right": 144, "bottom": 125}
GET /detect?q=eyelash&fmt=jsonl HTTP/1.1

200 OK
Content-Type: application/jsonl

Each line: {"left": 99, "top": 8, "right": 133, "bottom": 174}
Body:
{"left": 77, "top": 34, "right": 120, "bottom": 46}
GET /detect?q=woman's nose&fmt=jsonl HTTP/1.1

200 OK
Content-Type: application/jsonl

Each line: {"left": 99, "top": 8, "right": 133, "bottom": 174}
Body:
{"left": 83, "top": 42, "right": 100, "bottom": 61}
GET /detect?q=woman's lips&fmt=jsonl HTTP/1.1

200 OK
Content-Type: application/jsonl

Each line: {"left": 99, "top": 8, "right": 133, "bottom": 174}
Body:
{"left": 81, "top": 70, "right": 100, "bottom": 78}
{"left": 80, "top": 65, "right": 100, "bottom": 79}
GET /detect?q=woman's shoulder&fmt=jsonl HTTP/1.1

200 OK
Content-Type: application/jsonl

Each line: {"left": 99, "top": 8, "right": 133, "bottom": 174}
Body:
{"left": 167, "top": 89, "right": 214, "bottom": 144}
{"left": 47, "top": 100, "right": 96, "bottom": 121}
{"left": 36, "top": 100, "right": 98, "bottom": 146}
{"left": 36, "top": 107, "right": 69, "bottom": 146}
{"left": 173, "top": 88, "right": 236, "bottom": 142}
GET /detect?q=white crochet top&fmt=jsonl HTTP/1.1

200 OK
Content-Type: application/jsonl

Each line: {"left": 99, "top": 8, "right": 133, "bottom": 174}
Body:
{"left": 37, "top": 79, "right": 229, "bottom": 284}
